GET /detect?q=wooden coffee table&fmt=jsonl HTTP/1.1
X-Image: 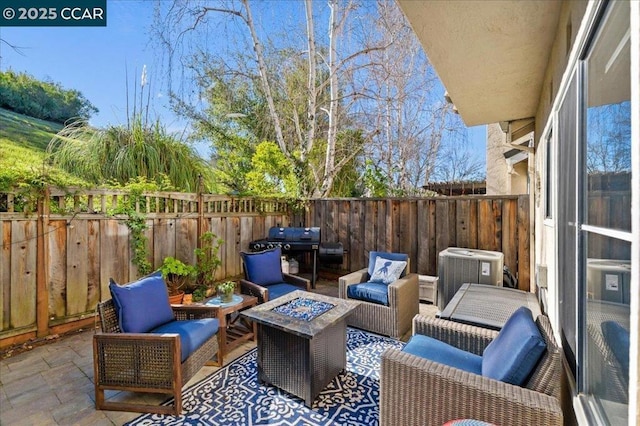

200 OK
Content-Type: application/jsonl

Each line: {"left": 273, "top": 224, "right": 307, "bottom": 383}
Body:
{"left": 241, "top": 290, "right": 359, "bottom": 406}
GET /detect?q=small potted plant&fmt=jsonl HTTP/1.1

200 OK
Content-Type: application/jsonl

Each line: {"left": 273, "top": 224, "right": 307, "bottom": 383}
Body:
{"left": 216, "top": 280, "right": 236, "bottom": 303}
{"left": 160, "top": 256, "right": 196, "bottom": 304}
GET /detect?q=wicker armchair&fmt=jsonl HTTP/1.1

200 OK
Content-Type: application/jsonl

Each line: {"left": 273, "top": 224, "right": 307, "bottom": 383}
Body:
{"left": 93, "top": 299, "right": 219, "bottom": 415}
{"left": 339, "top": 252, "right": 419, "bottom": 338}
{"left": 239, "top": 248, "right": 310, "bottom": 303}
{"left": 380, "top": 314, "right": 563, "bottom": 426}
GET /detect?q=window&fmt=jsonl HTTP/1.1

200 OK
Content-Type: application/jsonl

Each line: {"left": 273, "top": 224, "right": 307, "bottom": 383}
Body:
{"left": 579, "top": 2, "right": 631, "bottom": 423}
{"left": 557, "top": 72, "right": 578, "bottom": 377}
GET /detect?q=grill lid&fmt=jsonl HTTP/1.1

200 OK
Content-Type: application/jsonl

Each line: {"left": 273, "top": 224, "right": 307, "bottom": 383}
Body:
{"left": 266, "top": 226, "right": 321, "bottom": 242}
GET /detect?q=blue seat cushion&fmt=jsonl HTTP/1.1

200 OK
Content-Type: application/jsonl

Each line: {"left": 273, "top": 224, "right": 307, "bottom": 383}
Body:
{"left": 347, "top": 282, "right": 389, "bottom": 306}
{"left": 241, "top": 248, "right": 284, "bottom": 286}
{"left": 367, "top": 251, "right": 408, "bottom": 278}
{"left": 403, "top": 334, "right": 483, "bottom": 375}
{"left": 151, "top": 318, "right": 219, "bottom": 362}
{"left": 482, "top": 307, "right": 546, "bottom": 385}
{"left": 601, "top": 320, "right": 630, "bottom": 377}
{"left": 109, "top": 271, "right": 175, "bottom": 333}
{"left": 265, "top": 282, "right": 303, "bottom": 300}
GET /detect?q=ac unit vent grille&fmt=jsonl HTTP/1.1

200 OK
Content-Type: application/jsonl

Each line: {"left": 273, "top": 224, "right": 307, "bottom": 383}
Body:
{"left": 437, "top": 248, "right": 504, "bottom": 309}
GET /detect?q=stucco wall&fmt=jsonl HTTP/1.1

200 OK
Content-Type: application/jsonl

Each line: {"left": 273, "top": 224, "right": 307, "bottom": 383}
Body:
{"left": 486, "top": 123, "right": 528, "bottom": 195}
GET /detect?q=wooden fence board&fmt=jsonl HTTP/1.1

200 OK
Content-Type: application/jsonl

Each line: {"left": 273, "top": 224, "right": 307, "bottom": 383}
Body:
{"left": 350, "top": 201, "right": 365, "bottom": 271}
{"left": 435, "top": 200, "right": 450, "bottom": 257}
{"left": 518, "top": 196, "right": 530, "bottom": 290}
{"left": 11, "top": 221, "right": 36, "bottom": 328}
{"left": 456, "top": 199, "right": 470, "bottom": 248}
{"left": 363, "top": 201, "right": 377, "bottom": 265}
{"left": 1, "top": 222, "right": 10, "bottom": 330}
{"left": 469, "top": 199, "right": 479, "bottom": 249}
{"left": 226, "top": 217, "right": 241, "bottom": 277}
{"left": 338, "top": 201, "right": 349, "bottom": 269}
{"left": 153, "top": 218, "right": 176, "bottom": 269}
{"left": 176, "top": 219, "right": 197, "bottom": 265}
{"left": 210, "top": 218, "right": 227, "bottom": 280}
{"left": 48, "top": 220, "right": 67, "bottom": 317}
{"left": 502, "top": 201, "right": 518, "bottom": 272}
{"left": 66, "top": 220, "right": 88, "bottom": 315}
{"left": 416, "top": 200, "right": 429, "bottom": 274}
{"left": 87, "top": 220, "right": 101, "bottom": 310}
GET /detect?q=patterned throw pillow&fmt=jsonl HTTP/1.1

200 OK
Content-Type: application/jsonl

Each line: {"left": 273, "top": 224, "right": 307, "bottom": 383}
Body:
{"left": 369, "top": 256, "right": 407, "bottom": 285}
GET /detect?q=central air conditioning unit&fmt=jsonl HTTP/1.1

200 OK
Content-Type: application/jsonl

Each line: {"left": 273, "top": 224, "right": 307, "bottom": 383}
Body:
{"left": 437, "top": 247, "right": 504, "bottom": 309}
{"left": 587, "top": 259, "right": 631, "bottom": 304}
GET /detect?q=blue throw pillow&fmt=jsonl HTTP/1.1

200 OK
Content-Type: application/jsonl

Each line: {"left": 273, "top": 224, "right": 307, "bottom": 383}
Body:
{"left": 241, "top": 248, "right": 284, "bottom": 286}
{"left": 109, "top": 271, "right": 175, "bottom": 333}
{"left": 367, "top": 251, "right": 408, "bottom": 277}
{"left": 482, "top": 307, "right": 546, "bottom": 385}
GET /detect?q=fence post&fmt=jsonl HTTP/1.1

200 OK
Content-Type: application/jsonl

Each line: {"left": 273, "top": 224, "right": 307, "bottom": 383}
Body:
{"left": 36, "top": 186, "right": 50, "bottom": 337}
{"left": 197, "top": 175, "right": 204, "bottom": 247}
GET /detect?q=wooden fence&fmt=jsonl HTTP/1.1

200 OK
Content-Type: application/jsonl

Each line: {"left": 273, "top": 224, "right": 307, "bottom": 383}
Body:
{"left": 0, "top": 189, "right": 530, "bottom": 348}
{"left": 305, "top": 195, "right": 530, "bottom": 287}
{"left": 0, "top": 188, "right": 292, "bottom": 348}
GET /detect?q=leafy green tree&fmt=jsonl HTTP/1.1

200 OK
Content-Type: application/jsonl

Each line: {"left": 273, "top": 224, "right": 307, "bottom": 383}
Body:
{"left": 0, "top": 70, "right": 98, "bottom": 123}
{"left": 246, "top": 141, "right": 299, "bottom": 197}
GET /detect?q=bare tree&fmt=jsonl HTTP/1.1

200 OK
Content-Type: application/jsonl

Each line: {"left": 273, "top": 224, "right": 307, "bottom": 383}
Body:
{"left": 432, "top": 129, "right": 485, "bottom": 183}
{"left": 152, "top": 0, "right": 464, "bottom": 197}
{"left": 349, "top": 0, "right": 460, "bottom": 195}
{"left": 586, "top": 102, "right": 631, "bottom": 174}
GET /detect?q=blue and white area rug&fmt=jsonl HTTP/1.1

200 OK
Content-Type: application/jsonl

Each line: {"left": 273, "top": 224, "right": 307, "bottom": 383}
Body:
{"left": 127, "top": 328, "right": 404, "bottom": 425}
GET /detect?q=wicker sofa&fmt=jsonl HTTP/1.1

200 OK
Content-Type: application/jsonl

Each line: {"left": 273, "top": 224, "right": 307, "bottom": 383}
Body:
{"left": 93, "top": 272, "right": 219, "bottom": 415}
{"left": 380, "top": 313, "right": 563, "bottom": 425}
{"left": 339, "top": 252, "right": 419, "bottom": 339}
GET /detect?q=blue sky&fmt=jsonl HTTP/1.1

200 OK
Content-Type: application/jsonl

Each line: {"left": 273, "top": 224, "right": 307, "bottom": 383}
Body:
{"left": 0, "top": 0, "right": 486, "bottom": 162}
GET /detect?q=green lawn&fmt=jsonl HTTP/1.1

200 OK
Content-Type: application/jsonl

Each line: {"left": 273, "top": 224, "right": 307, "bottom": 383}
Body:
{"left": 0, "top": 108, "right": 89, "bottom": 189}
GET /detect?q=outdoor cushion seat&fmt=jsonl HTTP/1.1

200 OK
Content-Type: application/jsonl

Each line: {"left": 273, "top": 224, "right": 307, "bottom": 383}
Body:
{"left": 401, "top": 307, "right": 545, "bottom": 386}
{"left": 347, "top": 281, "right": 390, "bottom": 306}
{"left": 260, "top": 282, "right": 305, "bottom": 300}
{"left": 94, "top": 271, "right": 220, "bottom": 415}
{"left": 339, "top": 251, "right": 419, "bottom": 338}
{"left": 240, "top": 247, "right": 310, "bottom": 303}
{"left": 151, "top": 318, "right": 219, "bottom": 362}
{"left": 380, "top": 311, "right": 563, "bottom": 426}
{"left": 403, "top": 334, "right": 482, "bottom": 375}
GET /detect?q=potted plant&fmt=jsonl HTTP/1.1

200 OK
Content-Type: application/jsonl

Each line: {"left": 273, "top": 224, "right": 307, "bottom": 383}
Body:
{"left": 216, "top": 280, "right": 236, "bottom": 303}
{"left": 194, "top": 232, "right": 224, "bottom": 296}
{"left": 160, "top": 256, "right": 196, "bottom": 304}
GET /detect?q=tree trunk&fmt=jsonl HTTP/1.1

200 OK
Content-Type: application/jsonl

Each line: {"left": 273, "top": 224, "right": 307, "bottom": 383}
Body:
{"left": 241, "top": 0, "right": 288, "bottom": 156}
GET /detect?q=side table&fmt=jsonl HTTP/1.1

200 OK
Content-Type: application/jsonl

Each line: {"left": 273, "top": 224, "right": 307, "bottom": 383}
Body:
{"left": 207, "top": 293, "right": 258, "bottom": 366}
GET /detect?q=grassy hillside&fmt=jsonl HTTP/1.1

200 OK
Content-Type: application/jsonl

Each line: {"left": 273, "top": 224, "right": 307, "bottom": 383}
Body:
{"left": 0, "top": 108, "right": 89, "bottom": 190}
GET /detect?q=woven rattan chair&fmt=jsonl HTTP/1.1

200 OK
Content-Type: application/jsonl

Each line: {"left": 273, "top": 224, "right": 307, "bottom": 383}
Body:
{"left": 93, "top": 299, "right": 219, "bottom": 415}
{"left": 339, "top": 252, "right": 419, "bottom": 338}
{"left": 380, "top": 314, "right": 563, "bottom": 425}
{"left": 239, "top": 248, "right": 310, "bottom": 303}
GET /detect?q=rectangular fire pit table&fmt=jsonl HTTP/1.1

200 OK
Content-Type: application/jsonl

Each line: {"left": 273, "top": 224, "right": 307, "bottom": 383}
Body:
{"left": 241, "top": 290, "right": 359, "bottom": 407}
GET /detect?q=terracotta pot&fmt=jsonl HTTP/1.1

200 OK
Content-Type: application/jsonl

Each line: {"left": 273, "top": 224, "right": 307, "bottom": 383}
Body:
{"left": 168, "top": 291, "right": 184, "bottom": 305}
{"left": 183, "top": 294, "right": 193, "bottom": 305}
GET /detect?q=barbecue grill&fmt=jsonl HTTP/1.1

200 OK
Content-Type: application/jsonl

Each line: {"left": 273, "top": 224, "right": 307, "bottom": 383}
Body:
{"left": 248, "top": 226, "right": 343, "bottom": 288}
